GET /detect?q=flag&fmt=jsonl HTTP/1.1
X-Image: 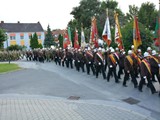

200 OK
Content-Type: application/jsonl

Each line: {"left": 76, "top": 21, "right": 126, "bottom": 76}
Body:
{"left": 74, "top": 28, "right": 80, "bottom": 49}
{"left": 153, "top": 18, "right": 159, "bottom": 46}
{"left": 68, "top": 27, "right": 72, "bottom": 47}
{"left": 133, "top": 16, "right": 142, "bottom": 50}
{"left": 81, "top": 25, "right": 86, "bottom": 48}
{"left": 102, "top": 16, "right": 112, "bottom": 47}
{"left": 114, "top": 12, "right": 123, "bottom": 50}
{"left": 63, "top": 30, "right": 70, "bottom": 49}
{"left": 90, "top": 16, "right": 99, "bottom": 48}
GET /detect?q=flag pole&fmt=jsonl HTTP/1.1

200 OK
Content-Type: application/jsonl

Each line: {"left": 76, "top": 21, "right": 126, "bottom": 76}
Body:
{"left": 158, "top": 0, "right": 160, "bottom": 52}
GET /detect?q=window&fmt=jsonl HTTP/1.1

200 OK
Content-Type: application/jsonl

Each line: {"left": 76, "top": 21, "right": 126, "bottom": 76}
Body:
{"left": 20, "top": 36, "right": 24, "bottom": 39}
{"left": 29, "top": 35, "right": 31, "bottom": 39}
{"left": 38, "top": 35, "right": 41, "bottom": 39}
{"left": 10, "top": 36, "right": 16, "bottom": 40}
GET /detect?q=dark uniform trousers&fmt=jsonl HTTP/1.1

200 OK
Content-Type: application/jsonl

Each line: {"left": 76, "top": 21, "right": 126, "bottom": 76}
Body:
{"left": 58, "top": 57, "right": 61, "bottom": 66}
{"left": 139, "top": 76, "right": 157, "bottom": 94}
{"left": 66, "top": 58, "right": 73, "bottom": 68}
{"left": 86, "top": 62, "right": 95, "bottom": 75}
{"left": 107, "top": 67, "right": 119, "bottom": 83}
{"left": 77, "top": 61, "right": 85, "bottom": 72}
{"left": 54, "top": 56, "right": 58, "bottom": 65}
{"left": 123, "top": 70, "right": 138, "bottom": 88}
{"left": 96, "top": 63, "right": 106, "bottom": 79}
{"left": 118, "top": 66, "right": 124, "bottom": 79}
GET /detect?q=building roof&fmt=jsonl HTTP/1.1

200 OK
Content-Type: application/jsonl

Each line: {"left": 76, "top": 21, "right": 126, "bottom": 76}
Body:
{"left": 52, "top": 29, "right": 66, "bottom": 37}
{"left": 0, "top": 21, "right": 44, "bottom": 32}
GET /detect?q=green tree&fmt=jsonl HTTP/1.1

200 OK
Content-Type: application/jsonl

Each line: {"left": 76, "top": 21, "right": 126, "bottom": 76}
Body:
{"left": 121, "top": 21, "right": 153, "bottom": 52}
{"left": 58, "top": 34, "right": 63, "bottom": 48}
{"left": 70, "top": 0, "right": 101, "bottom": 28}
{"left": 44, "top": 25, "right": 54, "bottom": 48}
{"left": 0, "top": 29, "right": 7, "bottom": 49}
{"left": 30, "top": 33, "right": 39, "bottom": 49}
{"left": 126, "top": 5, "right": 139, "bottom": 22}
{"left": 7, "top": 45, "right": 24, "bottom": 51}
{"left": 138, "top": 2, "right": 158, "bottom": 31}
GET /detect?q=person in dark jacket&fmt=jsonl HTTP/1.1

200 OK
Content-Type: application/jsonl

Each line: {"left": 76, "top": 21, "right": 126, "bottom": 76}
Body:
{"left": 118, "top": 49, "right": 125, "bottom": 79}
{"left": 94, "top": 47, "right": 106, "bottom": 79}
{"left": 150, "top": 50, "right": 160, "bottom": 83}
{"left": 85, "top": 47, "right": 95, "bottom": 75}
{"left": 138, "top": 52, "right": 157, "bottom": 94}
{"left": 123, "top": 50, "right": 138, "bottom": 88}
{"left": 107, "top": 48, "right": 119, "bottom": 83}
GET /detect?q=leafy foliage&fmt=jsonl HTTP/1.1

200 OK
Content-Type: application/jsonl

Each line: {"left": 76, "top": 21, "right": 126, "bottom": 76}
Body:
{"left": 30, "top": 33, "right": 39, "bottom": 49}
{"left": 7, "top": 45, "right": 26, "bottom": 51}
{"left": 58, "top": 34, "right": 63, "bottom": 48}
{"left": 68, "top": 0, "right": 158, "bottom": 51}
{"left": 44, "top": 25, "right": 54, "bottom": 48}
{"left": 0, "top": 29, "right": 7, "bottom": 49}
{"left": 138, "top": 2, "right": 158, "bottom": 31}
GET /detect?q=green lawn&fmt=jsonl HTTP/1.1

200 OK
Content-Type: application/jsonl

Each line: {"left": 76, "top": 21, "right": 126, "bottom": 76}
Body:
{"left": 0, "top": 63, "right": 21, "bottom": 73}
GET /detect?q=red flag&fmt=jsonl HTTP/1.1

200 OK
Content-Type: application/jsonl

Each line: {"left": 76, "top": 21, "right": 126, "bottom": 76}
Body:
{"left": 74, "top": 28, "right": 80, "bottom": 49}
{"left": 90, "top": 16, "right": 99, "bottom": 48}
{"left": 133, "top": 16, "right": 142, "bottom": 50}
{"left": 63, "top": 30, "right": 71, "bottom": 49}
{"left": 153, "top": 18, "right": 160, "bottom": 46}
{"left": 114, "top": 12, "right": 123, "bottom": 50}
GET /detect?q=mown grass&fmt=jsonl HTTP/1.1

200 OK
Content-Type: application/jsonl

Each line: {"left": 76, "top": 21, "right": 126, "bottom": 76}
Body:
{"left": 0, "top": 63, "right": 21, "bottom": 73}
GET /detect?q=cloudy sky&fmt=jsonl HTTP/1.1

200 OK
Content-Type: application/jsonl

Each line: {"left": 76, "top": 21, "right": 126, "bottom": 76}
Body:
{"left": 0, "top": 0, "right": 158, "bottom": 30}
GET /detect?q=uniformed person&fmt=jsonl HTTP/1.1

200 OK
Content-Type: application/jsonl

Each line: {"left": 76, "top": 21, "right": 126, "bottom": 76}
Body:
{"left": 54, "top": 49, "right": 59, "bottom": 65}
{"left": 94, "top": 47, "right": 106, "bottom": 79}
{"left": 123, "top": 50, "right": 138, "bottom": 88}
{"left": 107, "top": 48, "right": 119, "bottom": 83}
{"left": 66, "top": 47, "right": 73, "bottom": 69}
{"left": 85, "top": 47, "right": 95, "bottom": 75}
{"left": 118, "top": 49, "right": 126, "bottom": 79}
{"left": 76, "top": 48, "right": 85, "bottom": 72}
{"left": 138, "top": 52, "right": 157, "bottom": 94}
{"left": 150, "top": 50, "right": 160, "bottom": 83}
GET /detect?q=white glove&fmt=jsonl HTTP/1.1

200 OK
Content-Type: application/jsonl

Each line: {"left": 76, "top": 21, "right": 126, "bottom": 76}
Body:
{"left": 110, "top": 65, "right": 113, "bottom": 68}
{"left": 78, "top": 60, "right": 80, "bottom": 62}
{"left": 127, "top": 70, "right": 130, "bottom": 73}
{"left": 143, "top": 76, "right": 146, "bottom": 79}
{"left": 158, "top": 64, "right": 160, "bottom": 67}
{"left": 89, "top": 62, "right": 91, "bottom": 64}
{"left": 98, "top": 62, "right": 101, "bottom": 65}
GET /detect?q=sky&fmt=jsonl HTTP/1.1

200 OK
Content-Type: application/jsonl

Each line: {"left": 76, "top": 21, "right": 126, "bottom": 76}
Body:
{"left": 0, "top": 0, "right": 158, "bottom": 30}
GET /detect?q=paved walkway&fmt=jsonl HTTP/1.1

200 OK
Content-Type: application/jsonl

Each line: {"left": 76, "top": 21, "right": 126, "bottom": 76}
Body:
{"left": 0, "top": 61, "right": 159, "bottom": 120}
{"left": 0, "top": 95, "right": 155, "bottom": 120}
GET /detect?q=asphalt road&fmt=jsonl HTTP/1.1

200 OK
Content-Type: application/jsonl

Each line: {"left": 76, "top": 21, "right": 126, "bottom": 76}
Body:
{"left": 0, "top": 60, "right": 160, "bottom": 120}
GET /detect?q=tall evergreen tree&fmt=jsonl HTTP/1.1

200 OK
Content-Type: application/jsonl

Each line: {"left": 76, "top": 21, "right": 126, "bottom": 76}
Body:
{"left": 44, "top": 25, "right": 54, "bottom": 48}
{"left": 58, "top": 34, "right": 63, "bottom": 48}
{"left": 30, "top": 33, "right": 39, "bottom": 49}
{"left": 0, "top": 29, "right": 7, "bottom": 49}
{"left": 138, "top": 2, "right": 158, "bottom": 31}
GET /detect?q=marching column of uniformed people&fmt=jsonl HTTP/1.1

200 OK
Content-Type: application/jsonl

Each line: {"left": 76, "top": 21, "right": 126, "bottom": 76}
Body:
{"left": 22, "top": 45, "right": 160, "bottom": 97}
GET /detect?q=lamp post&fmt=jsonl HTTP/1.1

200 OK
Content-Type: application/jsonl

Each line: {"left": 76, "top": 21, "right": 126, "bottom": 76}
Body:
{"left": 6, "top": 34, "right": 10, "bottom": 64}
